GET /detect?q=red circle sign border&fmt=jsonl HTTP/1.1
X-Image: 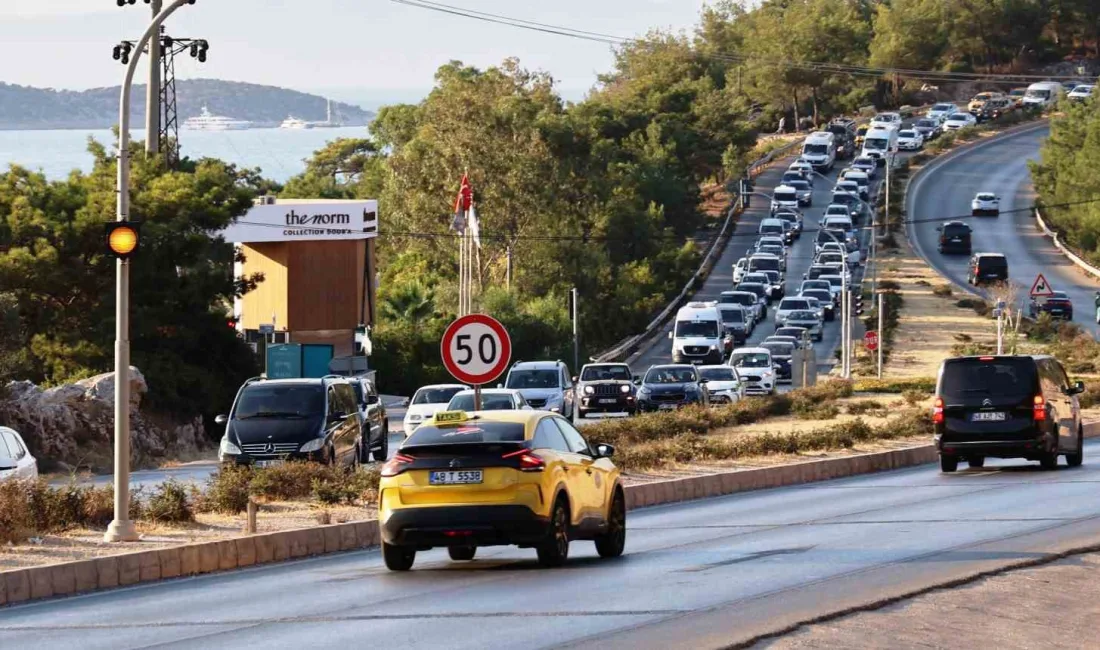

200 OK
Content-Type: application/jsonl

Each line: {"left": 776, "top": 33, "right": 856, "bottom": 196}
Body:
{"left": 864, "top": 330, "right": 879, "bottom": 350}
{"left": 440, "top": 314, "right": 513, "bottom": 386}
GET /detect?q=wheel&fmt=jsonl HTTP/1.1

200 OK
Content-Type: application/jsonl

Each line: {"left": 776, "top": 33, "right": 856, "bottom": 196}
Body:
{"left": 1067, "top": 428, "right": 1084, "bottom": 467}
{"left": 372, "top": 425, "right": 389, "bottom": 462}
{"left": 448, "top": 546, "right": 477, "bottom": 561}
{"left": 382, "top": 541, "right": 416, "bottom": 571}
{"left": 1040, "top": 452, "right": 1059, "bottom": 470}
{"left": 967, "top": 456, "right": 985, "bottom": 468}
{"left": 578, "top": 408, "right": 588, "bottom": 420}
{"left": 354, "top": 442, "right": 368, "bottom": 468}
{"left": 594, "top": 491, "right": 626, "bottom": 559}
{"left": 536, "top": 498, "right": 570, "bottom": 567}
{"left": 940, "top": 455, "right": 958, "bottom": 473}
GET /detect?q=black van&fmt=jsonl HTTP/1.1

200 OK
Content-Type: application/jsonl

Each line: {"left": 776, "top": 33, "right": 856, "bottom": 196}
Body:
{"left": 966, "top": 253, "right": 1008, "bottom": 285}
{"left": 215, "top": 377, "right": 364, "bottom": 467}
{"left": 937, "top": 221, "right": 972, "bottom": 254}
{"left": 934, "top": 355, "right": 1085, "bottom": 472}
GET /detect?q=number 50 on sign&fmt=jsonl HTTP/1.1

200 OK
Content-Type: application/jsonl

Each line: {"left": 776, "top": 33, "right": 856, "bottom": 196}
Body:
{"left": 441, "top": 314, "right": 512, "bottom": 386}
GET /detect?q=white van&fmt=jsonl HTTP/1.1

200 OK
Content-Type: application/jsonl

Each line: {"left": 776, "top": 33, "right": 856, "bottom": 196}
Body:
{"left": 770, "top": 185, "right": 800, "bottom": 214}
{"left": 1022, "top": 81, "right": 1063, "bottom": 108}
{"left": 800, "top": 132, "right": 836, "bottom": 171}
{"left": 861, "top": 127, "right": 897, "bottom": 167}
{"left": 669, "top": 302, "right": 724, "bottom": 365}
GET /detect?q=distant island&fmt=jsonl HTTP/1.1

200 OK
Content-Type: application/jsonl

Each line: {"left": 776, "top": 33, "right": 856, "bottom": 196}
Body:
{"left": 0, "top": 78, "right": 375, "bottom": 130}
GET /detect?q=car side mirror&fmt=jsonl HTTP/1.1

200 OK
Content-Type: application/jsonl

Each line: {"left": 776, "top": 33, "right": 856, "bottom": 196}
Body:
{"left": 699, "top": 378, "right": 709, "bottom": 384}
{"left": 214, "top": 414, "right": 228, "bottom": 425}
{"left": 1072, "top": 381, "right": 1086, "bottom": 395}
{"left": 667, "top": 331, "right": 674, "bottom": 340}
{"left": 0, "top": 457, "right": 16, "bottom": 471}
{"left": 496, "top": 383, "right": 504, "bottom": 389}
{"left": 366, "top": 394, "right": 380, "bottom": 405}
{"left": 402, "top": 398, "right": 410, "bottom": 407}
{"left": 596, "top": 443, "right": 616, "bottom": 459}
{"left": 935, "top": 226, "right": 943, "bottom": 232}
{"left": 571, "top": 376, "right": 578, "bottom": 383}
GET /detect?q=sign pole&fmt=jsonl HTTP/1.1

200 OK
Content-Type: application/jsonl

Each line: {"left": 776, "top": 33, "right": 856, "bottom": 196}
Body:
{"left": 877, "top": 292, "right": 884, "bottom": 379}
{"left": 474, "top": 384, "right": 482, "bottom": 412}
{"left": 571, "top": 287, "right": 579, "bottom": 374}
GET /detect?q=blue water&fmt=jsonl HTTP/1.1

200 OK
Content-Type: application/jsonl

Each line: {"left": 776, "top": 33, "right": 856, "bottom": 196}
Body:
{"left": 0, "top": 126, "right": 369, "bottom": 183}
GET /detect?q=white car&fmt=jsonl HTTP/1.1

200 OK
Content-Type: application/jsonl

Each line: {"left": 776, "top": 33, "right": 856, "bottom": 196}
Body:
{"left": 403, "top": 384, "right": 469, "bottom": 436}
{"left": 728, "top": 347, "right": 776, "bottom": 396}
{"left": 447, "top": 388, "right": 533, "bottom": 412}
{"left": 839, "top": 169, "right": 870, "bottom": 199}
{"left": 698, "top": 365, "right": 744, "bottom": 405}
{"left": 870, "top": 112, "right": 902, "bottom": 129}
{"left": 733, "top": 257, "right": 748, "bottom": 284}
{"left": 1068, "top": 84, "right": 1094, "bottom": 101}
{"left": 971, "top": 192, "right": 1000, "bottom": 216}
{"left": 0, "top": 427, "right": 37, "bottom": 481}
{"left": 851, "top": 156, "right": 877, "bottom": 179}
{"left": 896, "top": 129, "right": 924, "bottom": 150}
{"left": 942, "top": 112, "right": 977, "bottom": 131}
{"left": 788, "top": 160, "right": 814, "bottom": 180}
{"left": 775, "top": 297, "right": 815, "bottom": 327}
{"left": 927, "top": 103, "right": 958, "bottom": 122}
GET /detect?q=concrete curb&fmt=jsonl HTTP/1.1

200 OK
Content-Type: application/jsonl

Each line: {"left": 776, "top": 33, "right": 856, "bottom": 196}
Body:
{"left": 4, "top": 419, "right": 1098, "bottom": 607}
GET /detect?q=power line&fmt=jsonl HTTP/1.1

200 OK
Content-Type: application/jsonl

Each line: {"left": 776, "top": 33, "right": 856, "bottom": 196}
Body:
{"left": 388, "top": 0, "right": 1092, "bottom": 84}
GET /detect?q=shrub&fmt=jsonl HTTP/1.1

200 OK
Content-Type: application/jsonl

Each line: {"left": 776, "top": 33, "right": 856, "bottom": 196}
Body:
{"left": 956, "top": 298, "right": 990, "bottom": 316}
{"left": 932, "top": 284, "right": 953, "bottom": 297}
{"left": 795, "top": 402, "right": 840, "bottom": 420}
{"left": 200, "top": 464, "right": 252, "bottom": 514}
{"left": 145, "top": 480, "right": 195, "bottom": 524}
{"left": 0, "top": 480, "right": 33, "bottom": 543}
{"left": 846, "top": 399, "right": 883, "bottom": 415}
{"left": 853, "top": 377, "right": 935, "bottom": 394}
{"left": 1077, "top": 382, "right": 1100, "bottom": 409}
{"left": 901, "top": 389, "right": 927, "bottom": 407}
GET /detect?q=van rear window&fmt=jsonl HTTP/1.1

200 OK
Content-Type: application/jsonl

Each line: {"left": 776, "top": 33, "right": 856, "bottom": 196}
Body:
{"left": 943, "top": 224, "right": 970, "bottom": 236}
{"left": 940, "top": 358, "right": 1036, "bottom": 402}
{"left": 978, "top": 256, "right": 1007, "bottom": 269}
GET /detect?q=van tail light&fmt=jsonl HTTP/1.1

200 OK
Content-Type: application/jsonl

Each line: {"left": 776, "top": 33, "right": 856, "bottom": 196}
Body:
{"left": 503, "top": 448, "right": 545, "bottom": 472}
{"left": 1033, "top": 395, "right": 1046, "bottom": 421}
{"left": 932, "top": 397, "right": 944, "bottom": 424}
{"left": 381, "top": 453, "right": 414, "bottom": 477}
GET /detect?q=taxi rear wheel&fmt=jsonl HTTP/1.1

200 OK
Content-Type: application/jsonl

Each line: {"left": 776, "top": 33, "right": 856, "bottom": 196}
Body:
{"left": 595, "top": 492, "right": 626, "bottom": 559}
{"left": 448, "top": 546, "right": 476, "bottom": 561}
{"left": 382, "top": 541, "right": 416, "bottom": 571}
{"left": 536, "top": 499, "right": 570, "bottom": 568}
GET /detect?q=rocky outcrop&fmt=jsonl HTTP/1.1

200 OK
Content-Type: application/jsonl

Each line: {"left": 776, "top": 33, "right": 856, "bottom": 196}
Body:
{"left": 0, "top": 367, "right": 206, "bottom": 471}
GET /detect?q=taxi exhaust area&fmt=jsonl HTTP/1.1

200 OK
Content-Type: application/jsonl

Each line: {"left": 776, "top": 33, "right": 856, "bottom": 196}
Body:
{"left": 4, "top": 421, "right": 1099, "bottom": 606}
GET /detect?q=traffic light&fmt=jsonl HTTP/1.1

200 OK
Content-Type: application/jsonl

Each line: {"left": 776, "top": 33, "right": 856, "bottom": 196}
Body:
{"left": 105, "top": 221, "right": 142, "bottom": 260}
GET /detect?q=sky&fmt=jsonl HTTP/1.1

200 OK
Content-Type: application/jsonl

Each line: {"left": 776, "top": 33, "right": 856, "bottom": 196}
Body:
{"left": 0, "top": 0, "right": 710, "bottom": 108}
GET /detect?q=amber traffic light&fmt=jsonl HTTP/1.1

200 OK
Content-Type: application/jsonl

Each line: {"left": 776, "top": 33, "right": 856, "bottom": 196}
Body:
{"left": 105, "top": 221, "right": 141, "bottom": 260}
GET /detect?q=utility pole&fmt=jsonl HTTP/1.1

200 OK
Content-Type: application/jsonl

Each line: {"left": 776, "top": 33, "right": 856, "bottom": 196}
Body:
{"left": 145, "top": 0, "right": 163, "bottom": 155}
{"left": 571, "top": 288, "right": 579, "bottom": 373}
{"left": 506, "top": 245, "right": 513, "bottom": 291}
{"left": 877, "top": 292, "right": 884, "bottom": 379}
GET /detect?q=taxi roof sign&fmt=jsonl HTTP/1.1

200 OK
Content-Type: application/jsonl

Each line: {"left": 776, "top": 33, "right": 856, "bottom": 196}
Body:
{"left": 433, "top": 410, "right": 469, "bottom": 425}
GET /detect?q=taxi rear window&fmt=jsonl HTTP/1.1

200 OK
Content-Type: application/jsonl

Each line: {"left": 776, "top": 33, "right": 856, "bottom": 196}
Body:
{"left": 405, "top": 421, "right": 526, "bottom": 445}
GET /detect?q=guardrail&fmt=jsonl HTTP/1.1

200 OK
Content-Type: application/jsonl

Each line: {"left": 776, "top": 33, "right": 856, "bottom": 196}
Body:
{"left": 1034, "top": 207, "right": 1100, "bottom": 279}
{"left": 589, "top": 137, "right": 806, "bottom": 364}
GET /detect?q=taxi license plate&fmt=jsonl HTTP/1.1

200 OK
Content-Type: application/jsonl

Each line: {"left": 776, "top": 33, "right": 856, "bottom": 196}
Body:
{"left": 256, "top": 460, "right": 283, "bottom": 469}
{"left": 429, "top": 470, "right": 483, "bottom": 485}
{"left": 972, "top": 412, "right": 1006, "bottom": 422}
{"left": 599, "top": 399, "right": 617, "bottom": 404}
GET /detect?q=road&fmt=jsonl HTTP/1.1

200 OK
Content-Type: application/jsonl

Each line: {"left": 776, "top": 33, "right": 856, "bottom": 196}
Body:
{"left": 10, "top": 443, "right": 1100, "bottom": 649}
{"left": 908, "top": 122, "right": 1100, "bottom": 333}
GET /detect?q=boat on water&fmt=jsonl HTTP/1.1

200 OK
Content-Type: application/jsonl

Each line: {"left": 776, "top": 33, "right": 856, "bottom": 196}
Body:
{"left": 279, "top": 116, "right": 313, "bottom": 130}
{"left": 182, "top": 105, "right": 253, "bottom": 131}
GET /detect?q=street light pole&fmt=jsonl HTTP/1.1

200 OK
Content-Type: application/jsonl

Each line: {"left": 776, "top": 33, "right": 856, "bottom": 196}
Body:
{"left": 105, "top": 0, "right": 196, "bottom": 544}
{"left": 145, "top": 0, "right": 163, "bottom": 155}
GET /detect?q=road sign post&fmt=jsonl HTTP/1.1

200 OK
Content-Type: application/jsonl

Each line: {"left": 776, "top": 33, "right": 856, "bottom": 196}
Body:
{"left": 441, "top": 314, "right": 512, "bottom": 409}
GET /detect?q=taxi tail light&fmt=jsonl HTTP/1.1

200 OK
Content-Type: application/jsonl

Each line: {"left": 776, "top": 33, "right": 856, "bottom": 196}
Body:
{"left": 1033, "top": 394, "right": 1046, "bottom": 421}
{"left": 932, "top": 397, "right": 944, "bottom": 424}
{"left": 381, "top": 453, "right": 414, "bottom": 477}
{"left": 502, "top": 448, "right": 545, "bottom": 472}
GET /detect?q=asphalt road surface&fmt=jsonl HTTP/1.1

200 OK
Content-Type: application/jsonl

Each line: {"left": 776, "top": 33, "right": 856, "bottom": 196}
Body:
{"left": 908, "top": 122, "right": 1100, "bottom": 334}
{"left": 11, "top": 443, "right": 1100, "bottom": 649}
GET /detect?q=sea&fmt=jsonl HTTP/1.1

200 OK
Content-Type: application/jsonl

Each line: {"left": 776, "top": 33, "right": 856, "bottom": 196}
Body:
{"left": 0, "top": 126, "right": 370, "bottom": 184}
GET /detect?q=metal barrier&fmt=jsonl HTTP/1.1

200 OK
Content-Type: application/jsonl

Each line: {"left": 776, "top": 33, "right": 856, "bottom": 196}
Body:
{"left": 1034, "top": 207, "right": 1100, "bottom": 280}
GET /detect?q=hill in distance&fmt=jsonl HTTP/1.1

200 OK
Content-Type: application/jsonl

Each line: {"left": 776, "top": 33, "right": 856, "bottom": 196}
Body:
{"left": 0, "top": 78, "right": 375, "bottom": 130}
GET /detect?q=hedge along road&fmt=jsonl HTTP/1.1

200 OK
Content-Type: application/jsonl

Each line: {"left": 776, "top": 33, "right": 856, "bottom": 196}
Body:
{"left": 627, "top": 138, "right": 917, "bottom": 386}
{"left": 908, "top": 122, "right": 1100, "bottom": 334}
{"left": 11, "top": 441, "right": 1100, "bottom": 649}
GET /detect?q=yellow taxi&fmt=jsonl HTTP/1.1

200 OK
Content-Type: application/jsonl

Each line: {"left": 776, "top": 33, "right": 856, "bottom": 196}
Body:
{"left": 378, "top": 409, "right": 625, "bottom": 571}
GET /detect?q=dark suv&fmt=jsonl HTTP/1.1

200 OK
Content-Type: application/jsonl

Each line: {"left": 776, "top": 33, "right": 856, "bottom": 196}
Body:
{"left": 351, "top": 377, "right": 390, "bottom": 463}
{"left": 967, "top": 253, "right": 1008, "bottom": 286}
{"left": 576, "top": 363, "right": 637, "bottom": 418}
{"left": 216, "top": 376, "right": 364, "bottom": 467}
{"left": 937, "top": 221, "right": 972, "bottom": 255}
{"left": 934, "top": 355, "right": 1085, "bottom": 472}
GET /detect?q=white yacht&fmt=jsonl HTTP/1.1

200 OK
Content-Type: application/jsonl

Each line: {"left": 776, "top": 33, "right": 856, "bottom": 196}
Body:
{"left": 182, "top": 105, "right": 253, "bottom": 131}
{"left": 279, "top": 116, "right": 313, "bottom": 129}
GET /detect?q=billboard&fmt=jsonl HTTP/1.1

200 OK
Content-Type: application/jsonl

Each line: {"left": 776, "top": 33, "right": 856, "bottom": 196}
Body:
{"left": 219, "top": 200, "right": 378, "bottom": 243}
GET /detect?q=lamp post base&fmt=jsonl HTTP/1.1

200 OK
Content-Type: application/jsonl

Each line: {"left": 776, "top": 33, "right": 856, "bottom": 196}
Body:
{"left": 104, "top": 519, "right": 140, "bottom": 543}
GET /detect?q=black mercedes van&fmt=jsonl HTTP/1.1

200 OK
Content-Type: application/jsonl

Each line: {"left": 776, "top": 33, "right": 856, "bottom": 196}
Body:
{"left": 937, "top": 221, "right": 972, "bottom": 255}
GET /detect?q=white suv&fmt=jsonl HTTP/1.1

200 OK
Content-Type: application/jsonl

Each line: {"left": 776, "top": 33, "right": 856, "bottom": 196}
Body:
{"left": 502, "top": 360, "right": 576, "bottom": 417}
{"left": 0, "top": 427, "right": 37, "bottom": 481}
{"left": 728, "top": 347, "right": 776, "bottom": 396}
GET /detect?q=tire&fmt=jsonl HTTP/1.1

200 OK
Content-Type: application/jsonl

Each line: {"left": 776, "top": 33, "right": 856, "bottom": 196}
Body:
{"left": 382, "top": 541, "right": 416, "bottom": 571}
{"left": 578, "top": 409, "right": 588, "bottom": 420}
{"left": 1067, "top": 428, "right": 1084, "bottom": 468}
{"left": 448, "top": 546, "right": 477, "bottom": 561}
{"left": 536, "top": 498, "right": 571, "bottom": 568}
{"left": 354, "top": 442, "right": 368, "bottom": 469}
{"left": 940, "top": 455, "right": 958, "bottom": 473}
{"left": 594, "top": 491, "right": 626, "bottom": 559}
{"left": 372, "top": 425, "right": 389, "bottom": 463}
{"left": 1040, "top": 452, "right": 1059, "bottom": 470}
{"left": 967, "top": 456, "right": 985, "bottom": 468}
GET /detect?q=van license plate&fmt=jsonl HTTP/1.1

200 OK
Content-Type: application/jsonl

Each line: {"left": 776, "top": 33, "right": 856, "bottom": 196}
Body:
{"left": 599, "top": 399, "right": 617, "bottom": 404}
{"left": 256, "top": 460, "right": 284, "bottom": 469}
{"left": 659, "top": 404, "right": 677, "bottom": 411}
{"left": 972, "top": 412, "right": 1006, "bottom": 422}
{"left": 430, "top": 470, "right": 483, "bottom": 485}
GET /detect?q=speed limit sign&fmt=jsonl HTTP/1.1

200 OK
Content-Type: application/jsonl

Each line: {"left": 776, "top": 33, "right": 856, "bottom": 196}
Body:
{"left": 441, "top": 314, "right": 512, "bottom": 385}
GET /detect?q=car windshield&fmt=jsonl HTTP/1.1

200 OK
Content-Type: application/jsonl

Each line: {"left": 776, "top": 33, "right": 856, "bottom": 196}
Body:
{"left": 916, "top": 119, "right": 936, "bottom": 127}
{"left": 760, "top": 246, "right": 784, "bottom": 257}
{"left": 719, "top": 308, "right": 745, "bottom": 324}
{"left": 645, "top": 367, "right": 697, "bottom": 384}
{"left": 899, "top": 130, "right": 916, "bottom": 138}
{"left": 760, "top": 224, "right": 783, "bottom": 235}
{"left": 947, "top": 114, "right": 967, "bottom": 122}
{"left": 933, "top": 104, "right": 955, "bottom": 111}
{"left": 676, "top": 320, "right": 719, "bottom": 338}
{"left": 412, "top": 387, "right": 466, "bottom": 405}
{"left": 580, "top": 365, "right": 632, "bottom": 381}
{"left": 721, "top": 293, "right": 754, "bottom": 306}
{"left": 749, "top": 257, "right": 780, "bottom": 272}
{"left": 788, "top": 310, "right": 818, "bottom": 321}
{"left": 803, "top": 290, "right": 832, "bottom": 302}
{"left": 804, "top": 144, "right": 828, "bottom": 154}
{"left": 739, "top": 283, "right": 766, "bottom": 296}
{"left": 700, "top": 367, "right": 737, "bottom": 381}
{"left": 448, "top": 393, "right": 517, "bottom": 411}
{"left": 234, "top": 384, "right": 324, "bottom": 419}
{"left": 731, "top": 352, "right": 770, "bottom": 368}
{"left": 780, "top": 299, "right": 810, "bottom": 310}
{"left": 1026, "top": 89, "right": 1051, "bottom": 99}
{"left": 774, "top": 190, "right": 797, "bottom": 202}
{"left": 977, "top": 193, "right": 995, "bottom": 200}
{"left": 788, "top": 180, "right": 809, "bottom": 190}
{"left": 824, "top": 276, "right": 844, "bottom": 287}
{"left": 505, "top": 369, "right": 559, "bottom": 389}
{"left": 762, "top": 342, "right": 795, "bottom": 357}
{"left": 940, "top": 358, "right": 1037, "bottom": 401}
{"left": 405, "top": 420, "right": 526, "bottom": 445}
{"left": 864, "top": 137, "right": 888, "bottom": 151}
